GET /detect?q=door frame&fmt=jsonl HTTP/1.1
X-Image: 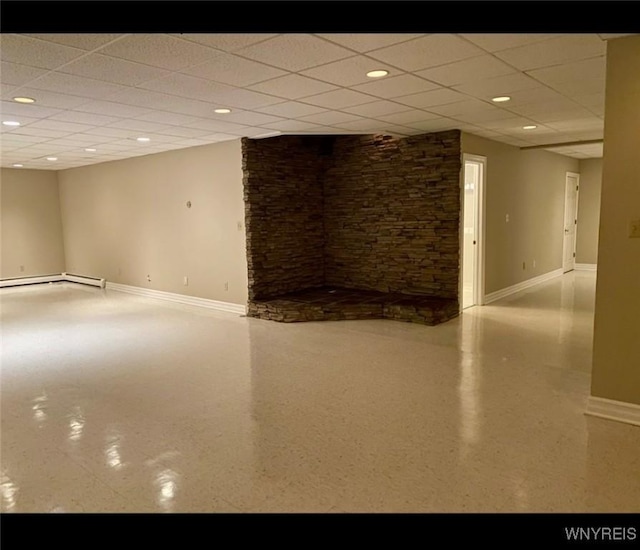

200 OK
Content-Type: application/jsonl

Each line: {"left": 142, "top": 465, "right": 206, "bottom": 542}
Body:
{"left": 563, "top": 171, "right": 580, "bottom": 273}
{"left": 460, "top": 154, "right": 487, "bottom": 309}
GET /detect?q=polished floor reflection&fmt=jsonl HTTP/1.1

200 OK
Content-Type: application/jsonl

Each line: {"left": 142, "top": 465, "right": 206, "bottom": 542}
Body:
{"left": 1, "top": 272, "right": 638, "bottom": 512}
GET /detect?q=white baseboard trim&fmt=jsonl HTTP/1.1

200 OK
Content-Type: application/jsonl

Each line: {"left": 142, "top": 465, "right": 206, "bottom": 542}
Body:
{"left": 0, "top": 273, "right": 106, "bottom": 289}
{"left": 105, "top": 282, "right": 246, "bottom": 315}
{"left": 483, "top": 268, "right": 564, "bottom": 305}
{"left": 575, "top": 263, "right": 597, "bottom": 272}
{"left": 0, "top": 274, "right": 64, "bottom": 288}
{"left": 586, "top": 396, "right": 640, "bottom": 427}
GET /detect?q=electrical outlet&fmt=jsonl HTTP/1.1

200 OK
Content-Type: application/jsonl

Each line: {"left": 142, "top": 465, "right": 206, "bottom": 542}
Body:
{"left": 237, "top": 221, "right": 243, "bottom": 231}
{"left": 183, "top": 276, "right": 189, "bottom": 286}
{"left": 19, "top": 265, "right": 24, "bottom": 272}
{"left": 629, "top": 219, "right": 640, "bottom": 238}
{"left": 224, "top": 282, "right": 229, "bottom": 291}
{"left": 522, "top": 261, "right": 526, "bottom": 270}
{"left": 147, "top": 274, "right": 151, "bottom": 282}
{"left": 506, "top": 214, "right": 510, "bottom": 223}
{"left": 533, "top": 260, "right": 536, "bottom": 268}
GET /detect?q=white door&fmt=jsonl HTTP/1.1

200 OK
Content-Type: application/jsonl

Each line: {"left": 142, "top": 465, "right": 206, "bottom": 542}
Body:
{"left": 461, "top": 157, "right": 485, "bottom": 309}
{"left": 563, "top": 172, "right": 580, "bottom": 273}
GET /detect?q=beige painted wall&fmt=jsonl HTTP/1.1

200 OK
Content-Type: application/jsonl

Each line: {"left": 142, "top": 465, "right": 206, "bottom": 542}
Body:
{"left": 462, "top": 133, "right": 579, "bottom": 295}
{"left": 1, "top": 168, "right": 66, "bottom": 278}
{"left": 58, "top": 140, "right": 248, "bottom": 305}
{"left": 575, "top": 158, "right": 602, "bottom": 265}
{"left": 592, "top": 36, "right": 640, "bottom": 406}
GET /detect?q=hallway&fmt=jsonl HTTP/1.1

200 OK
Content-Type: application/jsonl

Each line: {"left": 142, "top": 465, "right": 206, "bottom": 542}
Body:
{"left": 1, "top": 271, "right": 638, "bottom": 512}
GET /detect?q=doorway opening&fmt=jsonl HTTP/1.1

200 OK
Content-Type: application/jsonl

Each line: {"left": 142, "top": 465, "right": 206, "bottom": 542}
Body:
{"left": 563, "top": 172, "right": 580, "bottom": 273}
{"left": 461, "top": 154, "right": 486, "bottom": 310}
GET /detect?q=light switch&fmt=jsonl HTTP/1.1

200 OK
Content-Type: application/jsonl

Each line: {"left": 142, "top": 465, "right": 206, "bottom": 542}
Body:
{"left": 629, "top": 219, "right": 640, "bottom": 238}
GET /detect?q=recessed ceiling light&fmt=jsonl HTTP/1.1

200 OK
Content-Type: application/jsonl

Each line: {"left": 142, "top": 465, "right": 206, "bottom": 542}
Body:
{"left": 85, "top": 148, "right": 97, "bottom": 152}
{"left": 2, "top": 120, "right": 21, "bottom": 126}
{"left": 366, "top": 70, "right": 389, "bottom": 78}
{"left": 136, "top": 137, "right": 150, "bottom": 142}
{"left": 12, "top": 163, "right": 24, "bottom": 167}
{"left": 523, "top": 125, "right": 538, "bottom": 130}
{"left": 46, "top": 157, "right": 57, "bottom": 161}
{"left": 492, "top": 96, "right": 511, "bottom": 103}
{"left": 13, "top": 97, "right": 36, "bottom": 104}
{"left": 214, "top": 108, "right": 232, "bottom": 114}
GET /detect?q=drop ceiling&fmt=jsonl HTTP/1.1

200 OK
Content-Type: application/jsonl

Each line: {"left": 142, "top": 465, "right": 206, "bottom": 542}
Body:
{"left": 0, "top": 33, "right": 631, "bottom": 170}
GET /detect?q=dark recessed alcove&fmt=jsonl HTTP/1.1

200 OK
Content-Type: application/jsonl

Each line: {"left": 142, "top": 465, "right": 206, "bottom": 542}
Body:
{"left": 242, "top": 131, "right": 461, "bottom": 325}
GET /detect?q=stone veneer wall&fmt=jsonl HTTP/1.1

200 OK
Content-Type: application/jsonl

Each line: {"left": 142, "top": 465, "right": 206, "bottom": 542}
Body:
{"left": 242, "top": 136, "right": 325, "bottom": 300}
{"left": 242, "top": 130, "right": 461, "bottom": 311}
{"left": 324, "top": 131, "right": 461, "bottom": 298}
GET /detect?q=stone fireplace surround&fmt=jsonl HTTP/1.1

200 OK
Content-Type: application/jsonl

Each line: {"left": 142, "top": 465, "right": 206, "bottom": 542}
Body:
{"left": 242, "top": 130, "right": 461, "bottom": 326}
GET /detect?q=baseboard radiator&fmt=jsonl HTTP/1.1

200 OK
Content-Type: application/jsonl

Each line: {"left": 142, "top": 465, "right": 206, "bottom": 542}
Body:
{"left": 0, "top": 273, "right": 106, "bottom": 289}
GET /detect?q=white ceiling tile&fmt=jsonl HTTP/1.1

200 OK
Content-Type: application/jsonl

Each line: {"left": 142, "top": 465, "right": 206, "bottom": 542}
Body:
{"left": 378, "top": 124, "right": 414, "bottom": 136}
{"left": 459, "top": 34, "right": 560, "bottom": 52}
{"left": 259, "top": 120, "right": 324, "bottom": 132}
{"left": 494, "top": 34, "right": 606, "bottom": 71}
{"left": 182, "top": 118, "right": 249, "bottom": 134}
{"left": 0, "top": 115, "right": 40, "bottom": 127}
{"left": 316, "top": 34, "right": 425, "bottom": 52}
{"left": 47, "top": 111, "right": 122, "bottom": 126}
{"left": 299, "top": 56, "right": 399, "bottom": 87}
{"left": 403, "top": 118, "right": 460, "bottom": 132}
{"left": 172, "top": 34, "right": 277, "bottom": 52}
{"left": 81, "top": 127, "right": 140, "bottom": 138}
{"left": 302, "top": 89, "right": 378, "bottom": 109}
{"left": 573, "top": 92, "right": 605, "bottom": 109}
{"left": 182, "top": 52, "right": 287, "bottom": 87}
{"left": 452, "top": 73, "right": 542, "bottom": 99}
{"left": 375, "top": 109, "right": 440, "bottom": 125}
{"left": 210, "top": 111, "right": 284, "bottom": 126}
{"left": 333, "top": 118, "right": 384, "bottom": 131}
{"left": 416, "top": 55, "right": 517, "bottom": 87}
{"left": 132, "top": 111, "right": 204, "bottom": 126}
{"left": 1, "top": 134, "right": 49, "bottom": 144}
{"left": 192, "top": 133, "right": 239, "bottom": 142}
{"left": 541, "top": 77, "right": 604, "bottom": 97}
{"left": 26, "top": 72, "right": 130, "bottom": 100}
{"left": 298, "top": 111, "right": 363, "bottom": 125}
{"left": 255, "top": 101, "right": 327, "bottom": 118}
{"left": 352, "top": 74, "right": 439, "bottom": 99}
{"left": 427, "top": 98, "right": 495, "bottom": 116}
{"left": 367, "top": 34, "right": 484, "bottom": 72}
{"left": 395, "top": 88, "right": 467, "bottom": 109}
{"left": 107, "top": 119, "right": 175, "bottom": 133}
{"left": 0, "top": 35, "right": 86, "bottom": 69}
{"left": 0, "top": 100, "right": 62, "bottom": 118}
{"left": 451, "top": 108, "right": 517, "bottom": 124}
{"left": 58, "top": 53, "right": 171, "bottom": 86}
{"left": 213, "top": 88, "right": 284, "bottom": 109}
{"left": 2, "top": 87, "right": 91, "bottom": 109}
{"left": 546, "top": 117, "right": 604, "bottom": 131}
{"left": 236, "top": 34, "right": 353, "bottom": 71}
{"left": 481, "top": 116, "right": 541, "bottom": 130}
{"left": 527, "top": 56, "right": 606, "bottom": 86}
{"left": 73, "top": 100, "right": 154, "bottom": 118}
{"left": 343, "top": 100, "right": 412, "bottom": 117}
{"left": 138, "top": 73, "right": 235, "bottom": 102}
{"left": 28, "top": 119, "right": 95, "bottom": 133}
{"left": 63, "top": 134, "right": 117, "bottom": 144}
{"left": 508, "top": 103, "right": 592, "bottom": 121}
{"left": 0, "top": 61, "right": 48, "bottom": 86}
{"left": 24, "top": 34, "right": 124, "bottom": 51}
{"left": 98, "top": 34, "right": 218, "bottom": 71}
{"left": 249, "top": 74, "right": 337, "bottom": 100}
{"left": 5, "top": 127, "right": 70, "bottom": 138}
{"left": 155, "top": 127, "right": 213, "bottom": 139}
